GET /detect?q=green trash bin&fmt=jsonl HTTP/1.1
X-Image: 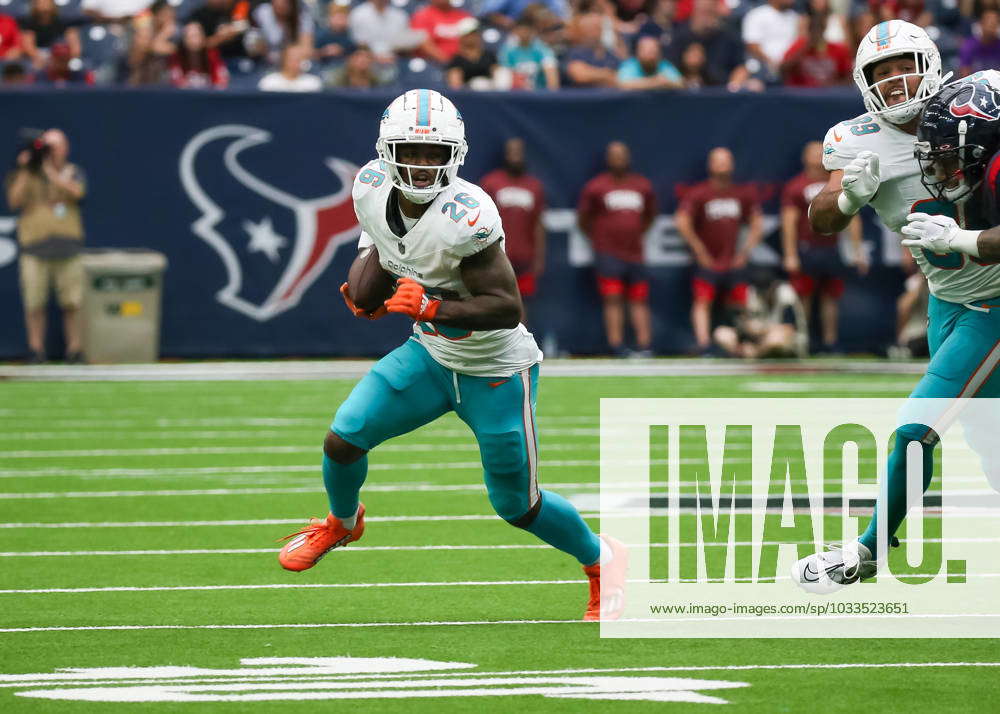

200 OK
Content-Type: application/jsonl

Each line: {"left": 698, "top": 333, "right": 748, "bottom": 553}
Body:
{"left": 80, "top": 250, "right": 168, "bottom": 363}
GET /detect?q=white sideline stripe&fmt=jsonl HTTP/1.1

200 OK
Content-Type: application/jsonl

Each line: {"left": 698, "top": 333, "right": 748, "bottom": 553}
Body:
{"left": 0, "top": 580, "right": 584, "bottom": 595}
{"left": 0, "top": 358, "right": 927, "bottom": 382}
{"left": 2, "top": 536, "right": 997, "bottom": 558}
{"left": 0, "top": 514, "right": 601, "bottom": 529}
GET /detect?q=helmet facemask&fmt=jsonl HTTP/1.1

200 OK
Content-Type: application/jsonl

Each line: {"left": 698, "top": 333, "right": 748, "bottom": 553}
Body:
{"left": 914, "top": 122, "right": 986, "bottom": 205}
{"left": 376, "top": 136, "right": 466, "bottom": 205}
{"left": 860, "top": 50, "right": 941, "bottom": 125}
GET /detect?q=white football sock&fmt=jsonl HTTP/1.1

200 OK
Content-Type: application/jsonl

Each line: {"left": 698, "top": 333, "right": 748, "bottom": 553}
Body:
{"left": 599, "top": 537, "right": 613, "bottom": 566}
{"left": 340, "top": 507, "right": 359, "bottom": 530}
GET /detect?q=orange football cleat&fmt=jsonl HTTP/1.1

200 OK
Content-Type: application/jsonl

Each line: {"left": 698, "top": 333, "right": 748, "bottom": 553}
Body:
{"left": 278, "top": 504, "right": 366, "bottom": 572}
{"left": 582, "top": 534, "right": 628, "bottom": 621}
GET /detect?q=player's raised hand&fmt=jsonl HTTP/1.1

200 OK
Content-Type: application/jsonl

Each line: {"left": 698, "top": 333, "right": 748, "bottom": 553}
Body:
{"left": 385, "top": 278, "right": 441, "bottom": 322}
{"left": 340, "top": 283, "right": 387, "bottom": 320}
{"left": 838, "top": 150, "right": 880, "bottom": 216}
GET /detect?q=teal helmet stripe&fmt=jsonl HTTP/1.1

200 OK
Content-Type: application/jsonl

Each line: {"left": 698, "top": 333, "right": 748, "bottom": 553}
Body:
{"left": 875, "top": 21, "right": 890, "bottom": 47}
{"left": 417, "top": 89, "right": 431, "bottom": 127}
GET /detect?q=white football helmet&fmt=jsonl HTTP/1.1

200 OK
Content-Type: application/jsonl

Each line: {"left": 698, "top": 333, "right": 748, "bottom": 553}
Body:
{"left": 375, "top": 89, "right": 468, "bottom": 204}
{"left": 854, "top": 20, "right": 942, "bottom": 125}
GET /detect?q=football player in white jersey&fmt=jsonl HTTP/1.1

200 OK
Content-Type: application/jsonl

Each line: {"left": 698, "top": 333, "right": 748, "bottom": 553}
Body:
{"left": 796, "top": 25, "right": 1000, "bottom": 594}
{"left": 277, "top": 89, "right": 626, "bottom": 621}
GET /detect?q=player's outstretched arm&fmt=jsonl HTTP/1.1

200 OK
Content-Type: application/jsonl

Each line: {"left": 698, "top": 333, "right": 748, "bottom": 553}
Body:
{"left": 383, "top": 242, "right": 523, "bottom": 330}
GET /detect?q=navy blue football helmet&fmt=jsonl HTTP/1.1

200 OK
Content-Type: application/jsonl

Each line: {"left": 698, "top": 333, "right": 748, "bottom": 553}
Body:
{"left": 915, "top": 77, "right": 1000, "bottom": 204}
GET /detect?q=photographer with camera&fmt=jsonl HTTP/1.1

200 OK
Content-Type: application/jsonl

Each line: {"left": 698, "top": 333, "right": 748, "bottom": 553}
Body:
{"left": 5, "top": 128, "right": 86, "bottom": 364}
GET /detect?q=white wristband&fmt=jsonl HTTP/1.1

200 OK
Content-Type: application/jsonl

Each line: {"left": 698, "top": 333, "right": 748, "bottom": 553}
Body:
{"left": 950, "top": 228, "right": 982, "bottom": 258}
{"left": 837, "top": 191, "right": 861, "bottom": 216}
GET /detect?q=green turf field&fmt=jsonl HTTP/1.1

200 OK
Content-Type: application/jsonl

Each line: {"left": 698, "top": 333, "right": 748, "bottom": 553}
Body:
{"left": 0, "top": 368, "right": 997, "bottom": 711}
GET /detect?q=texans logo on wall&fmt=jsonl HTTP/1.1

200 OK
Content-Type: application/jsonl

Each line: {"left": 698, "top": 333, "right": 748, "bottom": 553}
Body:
{"left": 179, "top": 125, "right": 361, "bottom": 322}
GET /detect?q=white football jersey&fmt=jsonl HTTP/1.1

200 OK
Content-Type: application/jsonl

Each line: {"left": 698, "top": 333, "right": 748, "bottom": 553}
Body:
{"left": 353, "top": 159, "right": 541, "bottom": 377}
{"left": 823, "top": 90, "right": 1000, "bottom": 304}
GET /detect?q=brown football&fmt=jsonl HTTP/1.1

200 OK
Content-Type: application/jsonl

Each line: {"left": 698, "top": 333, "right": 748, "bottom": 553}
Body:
{"left": 347, "top": 246, "right": 396, "bottom": 312}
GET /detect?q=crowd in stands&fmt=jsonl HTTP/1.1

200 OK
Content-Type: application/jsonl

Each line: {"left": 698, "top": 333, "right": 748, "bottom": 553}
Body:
{"left": 0, "top": 0, "right": 998, "bottom": 91}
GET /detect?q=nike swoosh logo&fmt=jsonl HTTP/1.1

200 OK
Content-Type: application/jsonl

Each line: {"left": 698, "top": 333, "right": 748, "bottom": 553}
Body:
{"left": 488, "top": 379, "right": 509, "bottom": 388}
{"left": 802, "top": 563, "right": 820, "bottom": 582}
{"left": 467, "top": 211, "right": 481, "bottom": 226}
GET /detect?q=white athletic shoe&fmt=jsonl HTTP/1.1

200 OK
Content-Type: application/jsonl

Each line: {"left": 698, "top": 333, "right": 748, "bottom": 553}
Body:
{"left": 792, "top": 541, "right": 877, "bottom": 595}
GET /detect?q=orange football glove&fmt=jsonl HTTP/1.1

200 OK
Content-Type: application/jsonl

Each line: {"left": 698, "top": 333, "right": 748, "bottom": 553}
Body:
{"left": 384, "top": 277, "right": 441, "bottom": 321}
{"left": 340, "top": 282, "right": 387, "bottom": 320}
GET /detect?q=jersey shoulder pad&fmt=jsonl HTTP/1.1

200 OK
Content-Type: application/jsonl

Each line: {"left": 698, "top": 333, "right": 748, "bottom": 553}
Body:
{"left": 444, "top": 179, "right": 503, "bottom": 258}
{"left": 352, "top": 158, "right": 388, "bottom": 203}
{"left": 822, "top": 114, "right": 883, "bottom": 170}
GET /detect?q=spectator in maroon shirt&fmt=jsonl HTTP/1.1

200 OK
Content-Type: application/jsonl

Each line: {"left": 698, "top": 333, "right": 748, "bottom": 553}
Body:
{"left": 480, "top": 137, "right": 546, "bottom": 324}
{"left": 675, "top": 147, "right": 763, "bottom": 353}
{"left": 169, "top": 21, "right": 229, "bottom": 88}
{"left": 0, "top": 13, "right": 21, "bottom": 61}
{"left": 780, "top": 11, "right": 851, "bottom": 88}
{"left": 782, "top": 141, "right": 867, "bottom": 353}
{"left": 578, "top": 141, "right": 657, "bottom": 357}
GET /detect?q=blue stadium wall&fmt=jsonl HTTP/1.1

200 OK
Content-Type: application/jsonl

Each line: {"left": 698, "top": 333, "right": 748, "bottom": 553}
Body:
{"left": 0, "top": 88, "right": 903, "bottom": 358}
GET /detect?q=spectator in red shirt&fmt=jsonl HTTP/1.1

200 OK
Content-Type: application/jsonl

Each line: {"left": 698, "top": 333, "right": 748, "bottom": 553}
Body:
{"left": 169, "top": 21, "right": 228, "bottom": 88}
{"left": 410, "top": 0, "right": 474, "bottom": 64}
{"left": 780, "top": 11, "right": 851, "bottom": 88}
{"left": 578, "top": 141, "right": 657, "bottom": 357}
{"left": 675, "top": 147, "right": 763, "bottom": 353}
{"left": 781, "top": 140, "right": 867, "bottom": 353}
{"left": 0, "top": 13, "right": 21, "bottom": 60}
{"left": 480, "top": 137, "right": 546, "bottom": 324}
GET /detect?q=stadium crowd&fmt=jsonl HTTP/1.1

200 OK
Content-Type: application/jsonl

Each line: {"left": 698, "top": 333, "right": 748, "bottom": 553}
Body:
{"left": 0, "top": 0, "right": 996, "bottom": 91}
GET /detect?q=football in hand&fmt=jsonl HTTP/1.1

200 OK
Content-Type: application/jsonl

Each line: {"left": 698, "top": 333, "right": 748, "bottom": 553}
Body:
{"left": 347, "top": 246, "right": 396, "bottom": 312}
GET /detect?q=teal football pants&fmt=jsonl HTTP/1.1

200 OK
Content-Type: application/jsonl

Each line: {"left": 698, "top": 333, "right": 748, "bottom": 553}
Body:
{"left": 328, "top": 337, "right": 601, "bottom": 565}
{"left": 861, "top": 295, "right": 1000, "bottom": 556}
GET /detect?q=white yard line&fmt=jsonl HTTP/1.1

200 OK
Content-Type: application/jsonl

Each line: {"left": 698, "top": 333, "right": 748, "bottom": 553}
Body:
{"left": 0, "top": 442, "right": 598, "bottom": 459}
{"left": 9, "top": 572, "right": 1000, "bottom": 596}
{"left": 0, "top": 515, "right": 586, "bottom": 529}
{"left": 0, "top": 619, "right": 991, "bottom": 635}
{"left": 0, "top": 428, "right": 601, "bottom": 441}
{"left": 0, "top": 661, "right": 995, "bottom": 687}
{"left": 1, "top": 537, "right": 996, "bottom": 558}
{"left": 0, "top": 580, "right": 585, "bottom": 595}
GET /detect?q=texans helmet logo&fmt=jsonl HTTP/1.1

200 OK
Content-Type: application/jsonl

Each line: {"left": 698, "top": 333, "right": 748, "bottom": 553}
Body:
{"left": 947, "top": 83, "right": 1000, "bottom": 121}
{"left": 179, "top": 125, "right": 361, "bottom": 321}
